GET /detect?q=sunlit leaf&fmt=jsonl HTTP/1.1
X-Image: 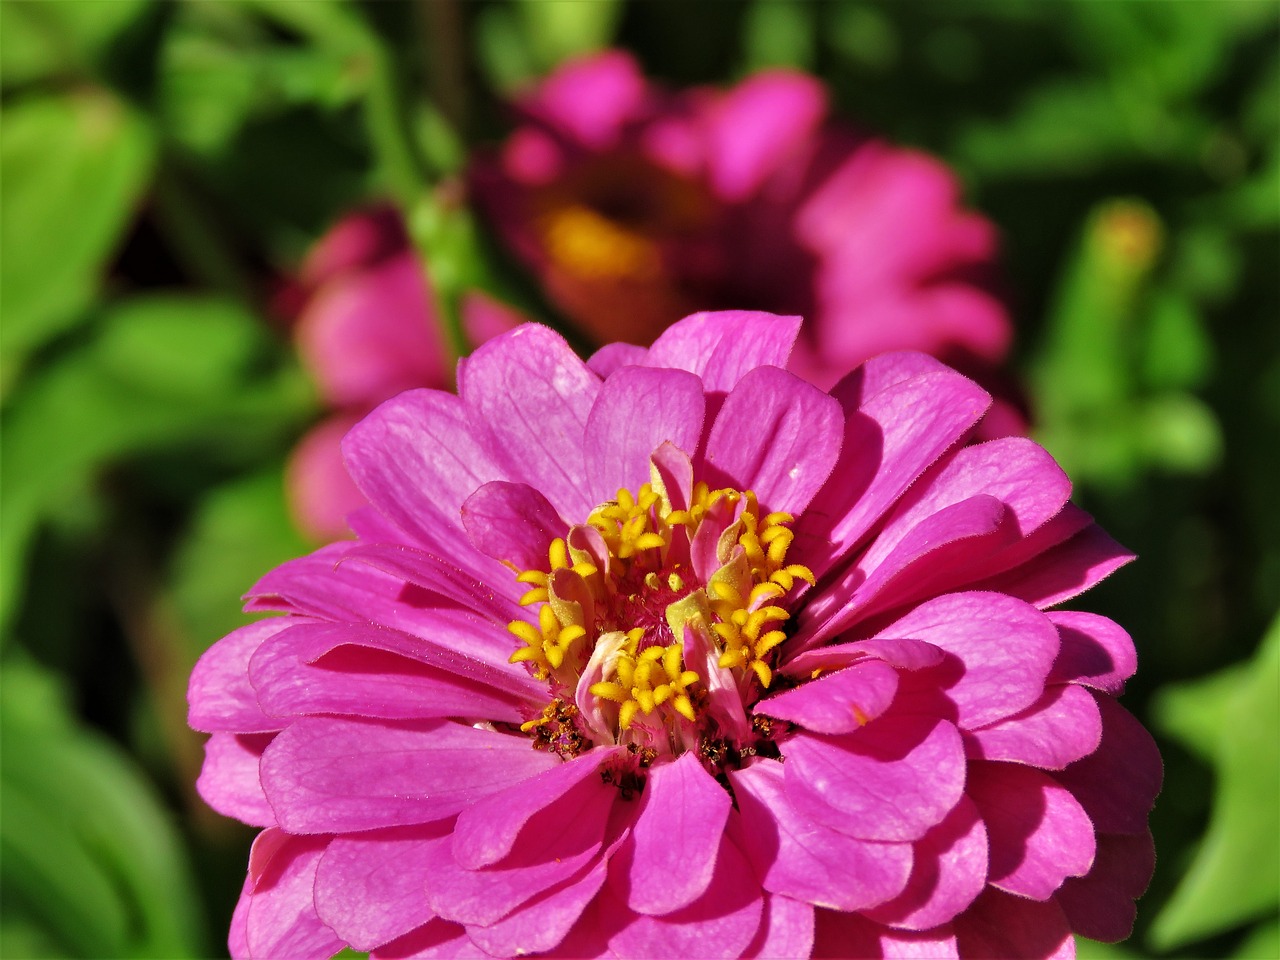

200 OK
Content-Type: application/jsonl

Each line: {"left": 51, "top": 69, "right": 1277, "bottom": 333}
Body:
{"left": 1150, "top": 617, "right": 1280, "bottom": 948}
{"left": 0, "top": 0, "right": 150, "bottom": 87}
{"left": 0, "top": 92, "right": 155, "bottom": 391}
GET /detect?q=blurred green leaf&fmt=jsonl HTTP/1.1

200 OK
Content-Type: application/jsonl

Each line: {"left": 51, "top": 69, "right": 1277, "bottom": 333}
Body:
{"left": 0, "top": 91, "right": 155, "bottom": 392}
{"left": 0, "top": 0, "right": 150, "bottom": 87}
{"left": 1234, "top": 918, "right": 1280, "bottom": 959}
{"left": 170, "top": 464, "right": 310, "bottom": 653}
{"left": 0, "top": 657, "right": 207, "bottom": 958}
{"left": 743, "top": 0, "right": 816, "bottom": 72}
{"left": 517, "top": 0, "right": 623, "bottom": 70}
{"left": 1150, "top": 616, "right": 1280, "bottom": 949}
{"left": 1140, "top": 292, "right": 1213, "bottom": 391}
{"left": 0, "top": 295, "right": 313, "bottom": 636}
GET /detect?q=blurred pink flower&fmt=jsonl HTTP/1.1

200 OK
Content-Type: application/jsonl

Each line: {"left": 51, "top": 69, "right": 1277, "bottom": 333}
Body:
{"left": 471, "top": 52, "right": 1017, "bottom": 413}
{"left": 190, "top": 310, "right": 1158, "bottom": 959}
{"left": 279, "top": 206, "right": 522, "bottom": 540}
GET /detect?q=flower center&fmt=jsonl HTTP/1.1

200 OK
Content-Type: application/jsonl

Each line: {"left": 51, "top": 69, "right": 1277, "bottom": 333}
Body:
{"left": 506, "top": 472, "right": 814, "bottom": 761}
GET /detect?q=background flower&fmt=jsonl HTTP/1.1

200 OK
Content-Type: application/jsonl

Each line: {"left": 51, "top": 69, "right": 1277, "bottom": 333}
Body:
{"left": 190, "top": 312, "right": 1159, "bottom": 958}
{"left": 471, "top": 51, "right": 1019, "bottom": 427}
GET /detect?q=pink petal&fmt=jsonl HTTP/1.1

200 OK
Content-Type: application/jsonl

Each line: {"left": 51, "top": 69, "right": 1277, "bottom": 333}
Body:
{"left": 459, "top": 290, "right": 525, "bottom": 346}
{"left": 606, "top": 830, "right": 764, "bottom": 959}
{"left": 243, "top": 830, "right": 345, "bottom": 960}
{"left": 729, "top": 759, "right": 913, "bottom": 911}
{"left": 784, "top": 717, "right": 966, "bottom": 842}
{"left": 587, "top": 341, "right": 649, "bottom": 378}
{"left": 451, "top": 747, "right": 622, "bottom": 869}
{"left": 461, "top": 480, "right": 566, "bottom": 570}
{"left": 612, "top": 751, "right": 732, "bottom": 915}
{"left": 260, "top": 718, "right": 560, "bottom": 833}
{"left": 247, "top": 621, "right": 528, "bottom": 723}
{"left": 702, "top": 365, "right": 843, "bottom": 516}
{"left": 197, "top": 733, "right": 276, "bottom": 828}
{"left": 871, "top": 591, "right": 1061, "bottom": 729}
{"left": 420, "top": 795, "right": 611, "bottom": 928}
{"left": 228, "top": 873, "right": 252, "bottom": 959}
{"left": 458, "top": 324, "right": 600, "bottom": 520}
{"left": 286, "top": 414, "right": 367, "bottom": 542}
{"left": 463, "top": 855, "right": 609, "bottom": 957}
{"left": 1055, "top": 830, "right": 1155, "bottom": 942}
{"left": 583, "top": 366, "right": 705, "bottom": 503}
{"left": 341, "top": 541, "right": 526, "bottom": 624}
{"left": 1047, "top": 612, "right": 1137, "bottom": 694}
{"left": 812, "top": 910, "right": 959, "bottom": 959}
{"left": 968, "top": 761, "right": 1095, "bottom": 900}
{"left": 643, "top": 311, "right": 802, "bottom": 394}
{"left": 863, "top": 795, "right": 988, "bottom": 930}
{"left": 953, "top": 888, "right": 1076, "bottom": 959}
{"left": 314, "top": 823, "right": 449, "bottom": 950}
{"left": 521, "top": 50, "right": 648, "bottom": 150}
{"left": 965, "top": 683, "right": 1102, "bottom": 770}
{"left": 757, "top": 659, "right": 899, "bottom": 734}
{"left": 975, "top": 522, "right": 1134, "bottom": 610}
{"left": 703, "top": 70, "right": 827, "bottom": 201}
{"left": 781, "top": 638, "right": 945, "bottom": 678}
{"left": 342, "top": 390, "right": 507, "bottom": 574}
{"left": 1053, "top": 694, "right": 1162, "bottom": 835}
{"left": 189, "top": 618, "right": 292, "bottom": 733}
{"left": 372, "top": 919, "right": 487, "bottom": 959}
{"left": 743, "top": 894, "right": 814, "bottom": 959}
{"left": 799, "top": 358, "right": 990, "bottom": 568}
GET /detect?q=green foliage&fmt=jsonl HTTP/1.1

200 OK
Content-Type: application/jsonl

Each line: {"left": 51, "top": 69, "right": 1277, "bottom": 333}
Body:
{"left": 0, "top": 657, "right": 208, "bottom": 958}
{"left": 0, "top": 92, "right": 155, "bottom": 392}
{"left": 1150, "top": 618, "right": 1280, "bottom": 950}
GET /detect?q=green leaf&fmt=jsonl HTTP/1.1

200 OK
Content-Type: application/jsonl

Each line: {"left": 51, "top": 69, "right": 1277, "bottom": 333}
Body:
{"left": 0, "top": 295, "right": 313, "bottom": 636}
{"left": 742, "top": 0, "right": 816, "bottom": 71}
{"left": 0, "top": 91, "right": 154, "bottom": 391}
{"left": 0, "top": 657, "right": 208, "bottom": 958}
{"left": 1150, "top": 616, "right": 1280, "bottom": 949}
{"left": 516, "top": 0, "right": 623, "bottom": 71}
{"left": 0, "top": 0, "right": 151, "bottom": 87}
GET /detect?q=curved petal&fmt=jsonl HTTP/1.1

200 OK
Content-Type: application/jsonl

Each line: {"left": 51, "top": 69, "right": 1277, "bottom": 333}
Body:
{"left": 975, "top": 522, "right": 1134, "bottom": 610}
{"left": 612, "top": 751, "right": 732, "bottom": 915}
{"left": 461, "top": 480, "right": 567, "bottom": 570}
{"left": 605, "top": 830, "right": 764, "bottom": 959}
{"left": 370, "top": 919, "right": 486, "bottom": 959}
{"left": 812, "top": 910, "right": 959, "bottom": 959}
{"left": 451, "top": 747, "right": 622, "bottom": 868}
{"left": 757, "top": 659, "right": 899, "bottom": 734}
{"left": 458, "top": 324, "right": 600, "bottom": 520}
{"left": 643, "top": 311, "right": 802, "bottom": 394}
{"left": 730, "top": 759, "right": 912, "bottom": 911}
{"left": 784, "top": 717, "right": 966, "bottom": 842}
{"left": 1055, "top": 830, "right": 1155, "bottom": 943}
{"left": 342, "top": 389, "right": 507, "bottom": 574}
{"left": 520, "top": 50, "right": 649, "bottom": 149}
{"left": 189, "top": 618, "right": 292, "bottom": 733}
{"left": 260, "top": 718, "right": 560, "bottom": 834}
{"left": 588, "top": 341, "right": 649, "bottom": 378}
{"left": 743, "top": 894, "right": 814, "bottom": 959}
{"left": 702, "top": 365, "right": 843, "bottom": 515}
{"left": 286, "top": 414, "right": 367, "bottom": 542}
{"left": 1053, "top": 694, "right": 1162, "bottom": 835}
{"left": 871, "top": 592, "right": 1061, "bottom": 729}
{"left": 196, "top": 733, "right": 276, "bottom": 828}
{"left": 248, "top": 621, "right": 529, "bottom": 723}
{"left": 965, "top": 683, "right": 1102, "bottom": 770}
{"left": 863, "top": 795, "right": 987, "bottom": 930}
{"left": 952, "top": 888, "right": 1075, "bottom": 959}
{"left": 1047, "top": 612, "right": 1137, "bottom": 694}
{"left": 314, "top": 823, "right": 448, "bottom": 951}
{"left": 968, "top": 761, "right": 1095, "bottom": 901}
{"left": 243, "top": 830, "right": 345, "bottom": 960}
{"left": 583, "top": 365, "right": 705, "bottom": 504}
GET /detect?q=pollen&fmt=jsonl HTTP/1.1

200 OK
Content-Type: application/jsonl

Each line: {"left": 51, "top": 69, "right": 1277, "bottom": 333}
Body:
{"left": 506, "top": 474, "right": 813, "bottom": 753}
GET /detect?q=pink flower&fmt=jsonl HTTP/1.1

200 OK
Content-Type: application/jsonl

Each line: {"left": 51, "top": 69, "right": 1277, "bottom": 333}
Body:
{"left": 189, "top": 311, "right": 1159, "bottom": 958}
{"left": 280, "top": 206, "right": 522, "bottom": 540}
{"left": 471, "top": 52, "right": 1017, "bottom": 416}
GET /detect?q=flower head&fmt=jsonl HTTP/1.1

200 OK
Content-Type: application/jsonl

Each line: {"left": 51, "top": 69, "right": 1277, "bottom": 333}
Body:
{"left": 190, "top": 310, "right": 1159, "bottom": 958}
{"left": 471, "top": 52, "right": 1014, "bottom": 404}
{"left": 278, "top": 206, "right": 521, "bottom": 540}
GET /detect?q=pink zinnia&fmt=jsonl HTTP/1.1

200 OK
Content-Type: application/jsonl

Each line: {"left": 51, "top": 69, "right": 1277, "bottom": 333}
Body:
{"left": 471, "top": 52, "right": 1015, "bottom": 418}
{"left": 190, "top": 311, "right": 1158, "bottom": 958}
{"left": 280, "top": 206, "right": 520, "bottom": 540}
